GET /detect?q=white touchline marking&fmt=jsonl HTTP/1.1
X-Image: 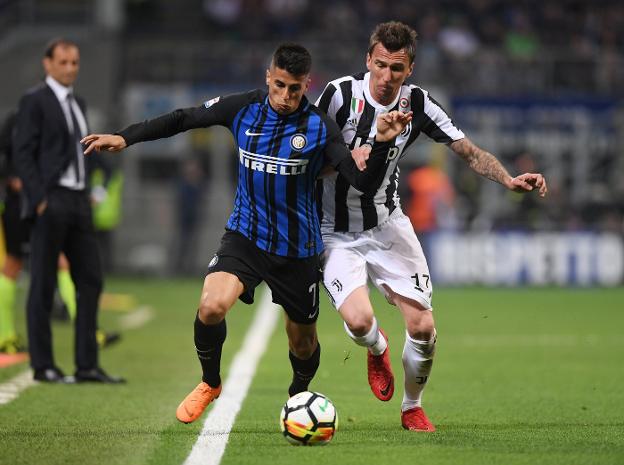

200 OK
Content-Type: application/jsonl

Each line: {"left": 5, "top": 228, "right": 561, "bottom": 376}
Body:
{"left": 118, "top": 306, "right": 154, "bottom": 331}
{"left": 183, "top": 287, "right": 280, "bottom": 465}
{"left": 0, "top": 370, "right": 37, "bottom": 405}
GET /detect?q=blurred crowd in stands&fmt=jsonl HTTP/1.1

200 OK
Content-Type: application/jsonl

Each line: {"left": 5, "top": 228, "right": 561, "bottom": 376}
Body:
{"left": 119, "top": 0, "right": 624, "bottom": 95}
{"left": 1, "top": 0, "right": 622, "bottom": 240}
{"left": 127, "top": 0, "right": 624, "bottom": 235}
{"left": 198, "top": 0, "right": 624, "bottom": 58}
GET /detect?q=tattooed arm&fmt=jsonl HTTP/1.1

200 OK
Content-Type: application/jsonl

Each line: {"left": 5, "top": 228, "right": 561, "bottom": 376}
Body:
{"left": 450, "top": 137, "right": 513, "bottom": 187}
{"left": 449, "top": 137, "right": 548, "bottom": 197}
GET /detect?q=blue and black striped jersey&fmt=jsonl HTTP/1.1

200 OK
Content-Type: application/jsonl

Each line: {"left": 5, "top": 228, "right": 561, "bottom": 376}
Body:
{"left": 119, "top": 89, "right": 391, "bottom": 258}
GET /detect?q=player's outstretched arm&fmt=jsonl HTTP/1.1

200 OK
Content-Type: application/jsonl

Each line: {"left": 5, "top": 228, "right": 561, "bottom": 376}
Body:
{"left": 450, "top": 137, "right": 547, "bottom": 197}
{"left": 81, "top": 134, "right": 127, "bottom": 155}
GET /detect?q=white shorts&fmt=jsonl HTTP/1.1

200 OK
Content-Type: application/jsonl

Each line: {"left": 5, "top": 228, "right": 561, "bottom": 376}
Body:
{"left": 321, "top": 211, "right": 433, "bottom": 310}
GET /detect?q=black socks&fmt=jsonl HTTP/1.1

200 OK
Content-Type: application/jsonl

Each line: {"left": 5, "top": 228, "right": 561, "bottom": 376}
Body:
{"left": 194, "top": 313, "right": 226, "bottom": 388}
{"left": 195, "top": 313, "right": 320, "bottom": 396}
{"left": 288, "top": 343, "right": 321, "bottom": 397}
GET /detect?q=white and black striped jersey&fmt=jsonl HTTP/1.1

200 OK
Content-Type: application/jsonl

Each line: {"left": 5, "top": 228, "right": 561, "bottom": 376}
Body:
{"left": 315, "top": 71, "right": 465, "bottom": 233}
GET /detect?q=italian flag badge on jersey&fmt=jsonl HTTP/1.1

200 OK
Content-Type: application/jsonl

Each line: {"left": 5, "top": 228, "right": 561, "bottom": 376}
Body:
{"left": 351, "top": 97, "right": 364, "bottom": 114}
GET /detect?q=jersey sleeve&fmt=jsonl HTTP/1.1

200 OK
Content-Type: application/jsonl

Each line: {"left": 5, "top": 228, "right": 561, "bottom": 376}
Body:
{"left": 322, "top": 116, "right": 391, "bottom": 194}
{"left": 322, "top": 117, "right": 350, "bottom": 168}
{"left": 416, "top": 88, "right": 465, "bottom": 144}
{"left": 118, "top": 91, "right": 253, "bottom": 146}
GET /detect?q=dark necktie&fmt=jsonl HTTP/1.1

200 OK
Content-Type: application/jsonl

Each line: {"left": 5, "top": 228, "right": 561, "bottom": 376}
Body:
{"left": 67, "top": 93, "right": 83, "bottom": 185}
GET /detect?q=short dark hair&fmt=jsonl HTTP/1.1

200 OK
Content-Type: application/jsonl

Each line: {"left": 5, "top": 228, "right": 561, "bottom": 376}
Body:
{"left": 368, "top": 21, "right": 418, "bottom": 64}
{"left": 44, "top": 38, "right": 78, "bottom": 59}
{"left": 271, "top": 43, "right": 312, "bottom": 76}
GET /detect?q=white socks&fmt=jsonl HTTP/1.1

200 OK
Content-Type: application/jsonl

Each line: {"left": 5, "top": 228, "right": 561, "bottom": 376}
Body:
{"left": 343, "top": 317, "right": 387, "bottom": 356}
{"left": 402, "top": 330, "right": 436, "bottom": 411}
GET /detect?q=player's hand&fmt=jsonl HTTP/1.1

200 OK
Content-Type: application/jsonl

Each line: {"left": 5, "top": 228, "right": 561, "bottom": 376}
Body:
{"left": 351, "top": 144, "right": 372, "bottom": 171}
{"left": 81, "top": 134, "right": 127, "bottom": 155}
{"left": 375, "top": 110, "right": 413, "bottom": 142}
{"left": 507, "top": 173, "right": 548, "bottom": 197}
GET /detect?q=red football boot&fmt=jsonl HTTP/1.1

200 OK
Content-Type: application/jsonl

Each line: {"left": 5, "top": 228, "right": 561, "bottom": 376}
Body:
{"left": 367, "top": 328, "right": 394, "bottom": 401}
{"left": 401, "top": 407, "right": 436, "bottom": 432}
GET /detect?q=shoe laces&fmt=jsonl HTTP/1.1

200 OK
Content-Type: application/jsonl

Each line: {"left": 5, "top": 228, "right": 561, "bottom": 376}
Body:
{"left": 369, "top": 352, "right": 389, "bottom": 380}
{"left": 193, "top": 383, "right": 218, "bottom": 400}
{"left": 403, "top": 408, "right": 427, "bottom": 425}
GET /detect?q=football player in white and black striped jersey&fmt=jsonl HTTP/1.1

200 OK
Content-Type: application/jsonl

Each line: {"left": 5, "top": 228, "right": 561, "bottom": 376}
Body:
{"left": 316, "top": 21, "right": 547, "bottom": 432}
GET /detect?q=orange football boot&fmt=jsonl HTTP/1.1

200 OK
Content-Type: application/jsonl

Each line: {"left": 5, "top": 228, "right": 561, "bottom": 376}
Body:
{"left": 176, "top": 382, "right": 222, "bottom": 423}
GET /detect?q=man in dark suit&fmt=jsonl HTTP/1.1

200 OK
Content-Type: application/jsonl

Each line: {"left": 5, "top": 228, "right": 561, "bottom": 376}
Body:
{"left": 12, "top": 38, "right": 124, "bottom": 383}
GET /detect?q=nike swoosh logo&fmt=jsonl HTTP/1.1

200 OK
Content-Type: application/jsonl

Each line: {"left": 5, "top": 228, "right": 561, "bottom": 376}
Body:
{"left": 245, "top": 129, "right": 265, "bottom": 136}
{"left": 308, "top": 309, "right": 319, "bottom": 319}
{"left": 380, "top": 381, "right": 392, "bottom": 397}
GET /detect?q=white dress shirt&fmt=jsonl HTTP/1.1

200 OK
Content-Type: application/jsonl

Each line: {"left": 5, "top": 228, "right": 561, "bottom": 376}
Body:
{"left": 45, "top": 75, "right": 88, "bottom": 190}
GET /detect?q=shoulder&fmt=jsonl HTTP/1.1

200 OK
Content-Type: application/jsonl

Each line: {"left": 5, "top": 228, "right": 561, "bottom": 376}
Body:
{"left": 206, "top": 89, "right": 265, "bottom": 108}
{"left": 404, "top": 84, "right": 430, "bottom": 111}
{"left": 323, "top": 73, "right": 364, "bottom": 93}
{"left": 16, "top": 84, "right": 52, "bottom": 117}
{"left": 317, "top": 74, "right": 365, "bottom": 111}
{"left": 19, "top": 83, "right": 48, "bottom": 104}
{"left": 405, "top": 83, "right": 425, "bottom": 99}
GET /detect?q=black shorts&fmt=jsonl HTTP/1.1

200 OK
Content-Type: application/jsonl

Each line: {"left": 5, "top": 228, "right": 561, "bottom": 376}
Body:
{"left": 1, "top": 190, "right": 30, "bottom": 259}
{"left": 207, "top": 230, "right": 321, "bottom": 325}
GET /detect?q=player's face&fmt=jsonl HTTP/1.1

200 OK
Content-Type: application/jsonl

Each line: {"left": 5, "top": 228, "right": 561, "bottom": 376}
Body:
{"left": 366, "top": 43, "right": 413, "bottom": 105}
{"left": 266, "top": 65, "right": 310, "bottom": 115}
{"left": 43, "top": 45, "right": 80, "bottom": 87}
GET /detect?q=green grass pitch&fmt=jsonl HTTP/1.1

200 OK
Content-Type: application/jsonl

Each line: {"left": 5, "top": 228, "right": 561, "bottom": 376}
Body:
{"left": 1, "top": 279, "right": 623, "bottom": 465}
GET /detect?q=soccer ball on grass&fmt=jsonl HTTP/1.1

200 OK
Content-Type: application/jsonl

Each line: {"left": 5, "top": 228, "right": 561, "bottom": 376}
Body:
{"left": 279, "top": 391, "right": 338, "bottom": 446}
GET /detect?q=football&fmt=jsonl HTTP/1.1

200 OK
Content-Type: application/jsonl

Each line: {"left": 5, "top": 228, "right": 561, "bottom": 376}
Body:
{"left": 279, "top": 391, "right": 338, "bottom": 446}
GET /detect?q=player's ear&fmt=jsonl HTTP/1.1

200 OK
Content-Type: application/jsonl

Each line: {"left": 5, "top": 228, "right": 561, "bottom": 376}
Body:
{"left": 366, "top": 53, "right": 372, "bottom": 71}
{"left": 406, "top": 61, "right": 414, "bottom": 78}
{"left": 265, "top": 69, "right": 271, "bottom": 86}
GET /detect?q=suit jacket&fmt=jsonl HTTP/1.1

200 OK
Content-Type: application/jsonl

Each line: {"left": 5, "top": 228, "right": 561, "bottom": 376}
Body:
{"left": 12, "top": 82, "right": 89, "bottom": 218}
{"left": 0, "top": 110, "right": 16, "bottom": 182}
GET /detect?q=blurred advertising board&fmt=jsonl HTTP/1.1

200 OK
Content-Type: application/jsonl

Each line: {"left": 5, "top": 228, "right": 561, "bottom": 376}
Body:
{"left": 429, "top": 232, "right": 623, "bottom": 286}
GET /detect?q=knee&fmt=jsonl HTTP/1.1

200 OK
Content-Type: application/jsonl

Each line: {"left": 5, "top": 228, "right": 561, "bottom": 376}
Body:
{"left": 72, "top": 268, "right": 103, "bottom": 295}
{"left": 92, "top": 275, "right": 104, "bottom": 295}
{"left": 405, "top": 307, "right": 435, "bottom": 341}
{"left": 406, "top": 319, "right": 435, "bottom": 341}
{"left": 345, "top": 313, "right": 375, "bottom": 336}
{"left": 290, "top": 333, "right": 318, "bottom": 359}
{"left": 198, "top": 297, "right": 229, "bottom": 325}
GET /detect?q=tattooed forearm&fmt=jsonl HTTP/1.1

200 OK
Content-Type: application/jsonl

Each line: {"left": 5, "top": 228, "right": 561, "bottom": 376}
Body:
{"left": 450, "top": 138, "right": 512, "bottom": 187}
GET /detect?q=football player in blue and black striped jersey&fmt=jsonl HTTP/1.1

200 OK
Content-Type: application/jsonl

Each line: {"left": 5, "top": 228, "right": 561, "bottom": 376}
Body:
{"left": 82, "top": 43, "right": 412, "bottom": 423}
